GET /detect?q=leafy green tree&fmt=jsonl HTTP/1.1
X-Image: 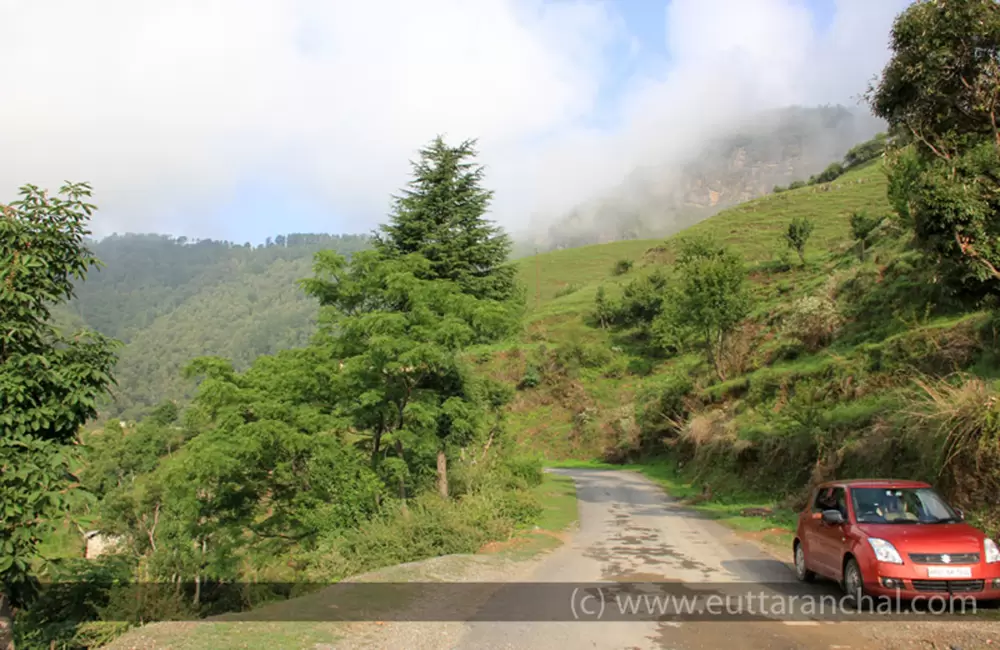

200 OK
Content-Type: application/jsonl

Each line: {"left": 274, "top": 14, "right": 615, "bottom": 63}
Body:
{"left": 784, "top": 217, "right": 814, "bottom": 265}
{"left": 96, "top": 348, "right": 384, "bottom": 596}
{"left": 373, "top": 136, "right": 520, "bottom": 305}
{"left": 849, "top": 210, "right": 881, "bottom": 261}
{"left": 0, "top": 183, "right": 118, "bottom": 644}
{"left": 658, "top": 238, "right": 753, "bottom": 380}
{"left": 302, "top": 250, "right": 514, "bottom": 498}
{"left": 867, "top": 0, "right": 1000, "bottom": 292}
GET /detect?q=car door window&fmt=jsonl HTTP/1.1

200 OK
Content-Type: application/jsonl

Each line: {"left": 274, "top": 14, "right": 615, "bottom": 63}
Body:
{"left": 812, "top": 487, "right": 846, "bottom": 517}
{"left": 812, "top": 487, "right": 834, "bottom": 512}
{"left": 833, "top": 488, "right": 848, "bottom": 519}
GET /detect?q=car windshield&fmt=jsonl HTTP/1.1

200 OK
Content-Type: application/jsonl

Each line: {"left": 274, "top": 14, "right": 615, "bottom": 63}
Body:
{"left": 851, "top": 487, "right": 959, "bottom": 524}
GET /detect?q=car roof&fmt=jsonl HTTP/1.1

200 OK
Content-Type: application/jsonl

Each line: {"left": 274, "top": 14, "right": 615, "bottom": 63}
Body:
{"left": 817, "top": 479, "right": 932, "bottom": 489}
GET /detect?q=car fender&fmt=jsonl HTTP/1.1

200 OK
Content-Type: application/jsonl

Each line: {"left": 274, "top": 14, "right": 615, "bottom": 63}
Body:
{"left": 842, "top": 532, "right": 877, "bottom": 585}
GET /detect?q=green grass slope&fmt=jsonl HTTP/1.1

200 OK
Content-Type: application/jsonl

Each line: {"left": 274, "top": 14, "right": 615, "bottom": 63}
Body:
{"left": 477, "top": 160, "right": 1000, "bottom": 536}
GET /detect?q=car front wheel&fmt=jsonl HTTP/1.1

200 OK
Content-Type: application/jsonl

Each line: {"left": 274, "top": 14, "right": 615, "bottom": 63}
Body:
{"left": 842, "top": 557, "right": 865, "bottom": 603}
{"left": 794, "top": 541, "right": 815, "bottom": 583}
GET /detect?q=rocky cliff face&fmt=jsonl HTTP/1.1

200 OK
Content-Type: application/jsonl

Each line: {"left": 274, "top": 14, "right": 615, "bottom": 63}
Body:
{"left": 533, "top": 105, "right": 883, "bottom": 250}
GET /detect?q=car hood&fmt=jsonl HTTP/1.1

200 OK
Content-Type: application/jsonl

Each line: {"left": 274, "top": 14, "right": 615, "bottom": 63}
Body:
{"left": 856, "top": 522, "right": 985, "bottom": 553}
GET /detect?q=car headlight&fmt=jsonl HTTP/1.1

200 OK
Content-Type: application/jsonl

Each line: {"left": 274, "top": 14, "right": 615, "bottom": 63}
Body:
{"left": 985, "top": 539, "right": 1000, "bottom": 564}
{"left": 868, "top": 538, "right": 904, "bottom": 564}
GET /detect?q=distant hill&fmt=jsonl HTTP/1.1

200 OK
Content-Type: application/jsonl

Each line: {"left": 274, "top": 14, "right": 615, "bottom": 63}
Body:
{"left": 531, "top": 105, "right": 884, "bottom": 250}
{"left": 62, "top": 233, "right": 369, "bottom": 419}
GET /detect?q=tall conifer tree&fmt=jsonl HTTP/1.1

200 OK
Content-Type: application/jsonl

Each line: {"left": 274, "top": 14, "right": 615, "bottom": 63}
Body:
{"left": 374, "top": 136, "right": 520, "bottom": 304}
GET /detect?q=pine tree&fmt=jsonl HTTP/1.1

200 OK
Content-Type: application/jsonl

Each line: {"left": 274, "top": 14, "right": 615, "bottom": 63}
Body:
{"left": 374, "top": 136, "right": 520, "bottom": 304}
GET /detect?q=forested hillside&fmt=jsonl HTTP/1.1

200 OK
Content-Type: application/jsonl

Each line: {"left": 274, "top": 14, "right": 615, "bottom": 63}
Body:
{"left": 59, "top": 234, "right": 369, "bottom": 419}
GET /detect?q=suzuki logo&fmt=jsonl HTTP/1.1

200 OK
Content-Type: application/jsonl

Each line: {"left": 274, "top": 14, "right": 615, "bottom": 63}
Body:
{"left": 941, "top": 554, "right": 952, "bottom": 564}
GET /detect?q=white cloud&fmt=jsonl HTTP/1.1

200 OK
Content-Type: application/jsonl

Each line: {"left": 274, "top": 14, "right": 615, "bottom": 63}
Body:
{"left": 0, "top": 0, "right": 911, "bottom": 240}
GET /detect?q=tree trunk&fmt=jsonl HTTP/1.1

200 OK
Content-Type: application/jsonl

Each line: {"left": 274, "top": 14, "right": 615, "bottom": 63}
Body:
{"left": 1, "top": 591, "right": 14, "bottom": 650}
{"left": 436, "top": 450, "right": 448, "bottom": 498}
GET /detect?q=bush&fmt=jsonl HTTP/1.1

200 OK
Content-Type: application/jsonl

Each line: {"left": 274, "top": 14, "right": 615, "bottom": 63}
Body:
{"left": 636, "top": 373, "right": 695, "bottom": 449}
{"left": 602, "top": 356, "right": 630, "bottom": 379}
{"left": 783, "top": 295, "right": 843, "bottom": 351}
{"left": 518, "top": 364, "right": 541, "bottom": 389}
{"left": 553, "top": 341, "right": 612, "bottom": 372}
{"left": 788, "top": 180, "right": 806, "bottom": 190}
{"left": 612, "top": 259, "right": 634, "bottom": 276}
{"left": 613, "top": 269, "right": 670, "bottom": 330}
{"left": 626, "top": 357, "right": 656, "bottom": 376}
{"left": 772, "top": 185, "right": 786, "bottom": 194}
{"left": 815, "top": 162, "right": 844, "bottom": 184}
{"left": 554, "top": 283, "right": 581, "bottom": 298}
{"left": 592, "top": 286, "right": 616, "bottom": 329}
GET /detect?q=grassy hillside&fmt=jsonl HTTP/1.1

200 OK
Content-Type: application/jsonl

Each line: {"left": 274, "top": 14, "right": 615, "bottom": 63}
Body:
{"left": 479, "top": 159, "right": 1000, "bottom": 534}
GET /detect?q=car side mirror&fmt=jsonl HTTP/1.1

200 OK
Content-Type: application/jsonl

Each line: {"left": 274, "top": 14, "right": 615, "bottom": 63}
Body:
{"left": 954, "top": 508, "right": 964, "bottom": 521}
{"left": 821, "top": 509, "right": 845, "bottom": 526}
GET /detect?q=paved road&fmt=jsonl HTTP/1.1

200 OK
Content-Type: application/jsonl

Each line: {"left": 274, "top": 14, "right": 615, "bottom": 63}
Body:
{"left": 450, "top": 469, "right": 857, "bottom": 650}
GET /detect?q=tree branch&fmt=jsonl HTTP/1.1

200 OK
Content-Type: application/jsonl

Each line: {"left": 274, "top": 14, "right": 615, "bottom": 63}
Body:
{"left": 909, "top": 124, "right": 951, "bottom": 160}
{"left": 956, "top": 232, "right": 1000, "bottom": 280}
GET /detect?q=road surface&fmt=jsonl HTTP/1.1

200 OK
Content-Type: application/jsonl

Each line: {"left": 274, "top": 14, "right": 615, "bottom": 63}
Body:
{"left": 448, "top": 468, "right": 865, "bottom": 650}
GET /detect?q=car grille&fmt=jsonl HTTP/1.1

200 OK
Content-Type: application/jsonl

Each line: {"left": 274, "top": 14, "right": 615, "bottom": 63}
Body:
{"left": 908, "top": 553, "right": 980, "bottom": 564}
{"left": 910, "top": 579, "right": 984, "bottom": 593}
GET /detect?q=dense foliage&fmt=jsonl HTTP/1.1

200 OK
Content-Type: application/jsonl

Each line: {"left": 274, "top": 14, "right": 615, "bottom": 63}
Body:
{"left": 0, "top": 184, "right": 118, "bottom": 647}
{"left": 869, "top": 0, "right": 1000, "bottom": 294}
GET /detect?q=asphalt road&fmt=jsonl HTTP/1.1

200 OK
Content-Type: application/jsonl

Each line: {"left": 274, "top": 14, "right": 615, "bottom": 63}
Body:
{"left": 449, "top": 468, "right": 859, "bottom": 650}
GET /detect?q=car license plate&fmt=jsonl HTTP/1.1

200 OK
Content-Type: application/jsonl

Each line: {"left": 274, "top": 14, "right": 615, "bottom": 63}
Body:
{"left": 927, "top": 566, "right": 972, "bottom": 578}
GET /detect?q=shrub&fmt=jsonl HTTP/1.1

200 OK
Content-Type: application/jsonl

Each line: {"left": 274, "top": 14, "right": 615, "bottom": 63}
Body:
{"left": 815, "top": 162, "right": 844, "bottom": 184}
{"left": 783, "top": 295, "right": 843, "bottom": 351}
{"left": 554, "top": 283, "right": 581, "bottom": 298}
{"left": 602, "top": 405, "right": 640, "bottom": 464}
{"left": 518, "top": 364, "right": 541, "bottom": 389}
{"left": 772, "top": 185, "right": 786, "bottom": 194}
{"left": 788, "top": 180, "right": 806, "bottom": 190}
{"left": 626, "top": 357, "right": 656, "bottom": 376}
{"left": 553, "top": 341, "right": 612, "bottom": 371}
{"left": 592, "top": 286, "right": 616, "bottom": 329}
{"left": 613, "top": 269, "right": 671, "bottom": 330}
{"left": 636, "top": 373, "right": 695, "bottom": 448}
{"left": 612, "top": 259, "right": 634, "bottom": 276}
{"left": 602, "top": 356, "right": 630, "bottom": 379}
{"left": 904, "top": 376, "right": 1000, "bottom": 525}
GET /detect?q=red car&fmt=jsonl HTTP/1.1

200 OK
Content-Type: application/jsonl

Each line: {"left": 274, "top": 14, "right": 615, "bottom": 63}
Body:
{"left": 794, "top": 479, "right": 1000, "bottom": 599}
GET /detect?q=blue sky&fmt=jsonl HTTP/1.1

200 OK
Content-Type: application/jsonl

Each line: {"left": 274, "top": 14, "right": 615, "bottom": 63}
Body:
{"left": 2, "top": 0, "right": 910, "bottom": 243}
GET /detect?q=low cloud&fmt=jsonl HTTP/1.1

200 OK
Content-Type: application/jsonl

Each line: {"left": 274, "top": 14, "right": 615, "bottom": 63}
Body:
{"left": 0, "top": 0, "right": 911, "bottom": 240}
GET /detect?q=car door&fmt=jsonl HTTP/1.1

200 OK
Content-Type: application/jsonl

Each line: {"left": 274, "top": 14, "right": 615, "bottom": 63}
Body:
{"left": 802, "top": 487, "right": 833, "bottom": 576}
{"left": 812, "top": 487, "right": 849, "bottom": 579}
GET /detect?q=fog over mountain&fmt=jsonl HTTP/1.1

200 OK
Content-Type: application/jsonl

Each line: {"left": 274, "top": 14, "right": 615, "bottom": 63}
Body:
{"left": 522, "top": 105, "right": 885, "bottom": 250}
{"left": 1, "top": 0, "right": 909, "bottom": 242}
